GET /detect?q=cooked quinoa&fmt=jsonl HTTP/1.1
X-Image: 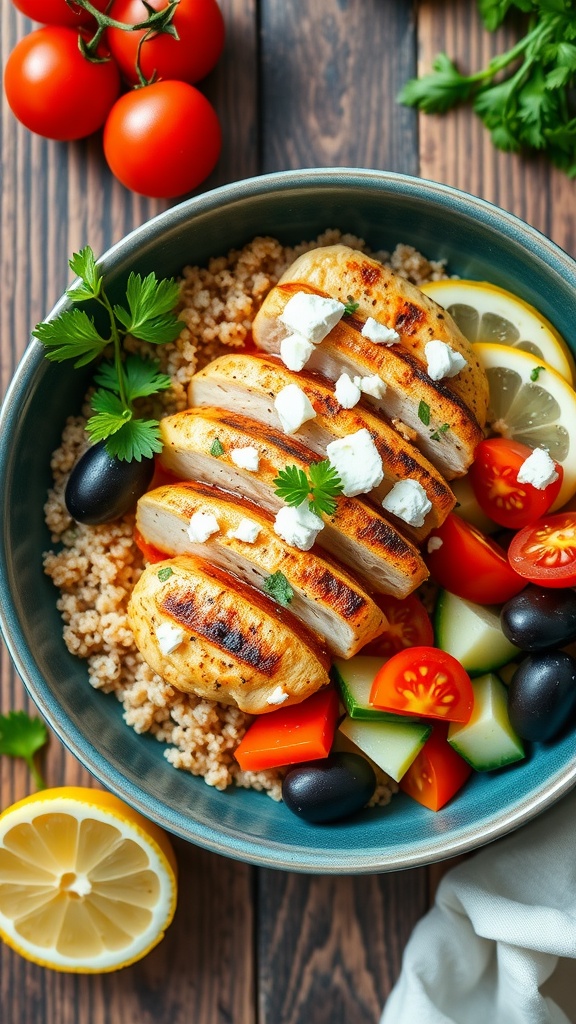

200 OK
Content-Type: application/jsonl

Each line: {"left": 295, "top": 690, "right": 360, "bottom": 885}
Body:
{"left": 43, "top": 231, "right": 448, "bottom": 804}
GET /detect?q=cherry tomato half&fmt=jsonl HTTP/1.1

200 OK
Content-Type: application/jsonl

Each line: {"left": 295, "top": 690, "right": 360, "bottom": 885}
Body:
{"left": 399, "top": 726, "right": 472, "bottom": 811}
{"left": 370, "top": 647, "right": 474, "bottom": 723}
{"left": 4, "top": 27, "right": 120, "bottom": 141}
{"left": 508, "top": 513, "right": 576, "bottom": 588}
{"left": 361, "top": 593, "right": 434, "bottom": 658}
{"left": 11, "top": 0, "right": 109, "bottom": 27}
{"left": 469, "top": 438, "right": 562, "bottom": 530}
{"left": 107, "top": 0, "right": 225, "bottom": 86}
{"left": 103, "top": 80, "right": 221, "bottom": 197}
{"left": 426, "top": 513, "right": 525, "bottom": 605}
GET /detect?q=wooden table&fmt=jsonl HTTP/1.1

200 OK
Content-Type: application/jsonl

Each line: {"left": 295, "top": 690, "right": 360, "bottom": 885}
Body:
{"left": 1, "top": 2, "right": 574, "bottom": 1021}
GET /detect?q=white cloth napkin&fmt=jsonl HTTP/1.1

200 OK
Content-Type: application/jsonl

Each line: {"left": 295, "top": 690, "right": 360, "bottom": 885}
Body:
{"left": 381, "top": 790, "right": 576, "bottom": 1024}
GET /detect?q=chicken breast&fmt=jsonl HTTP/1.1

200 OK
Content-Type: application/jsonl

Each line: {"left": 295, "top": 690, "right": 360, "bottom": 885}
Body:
{"left": 136, "top": 481, "right": 388, "bottom": 658}
{"left": 188, "top": 352, "right": 455, "bottom": 540}
{"left": 128, "top": 555, "right": 331, "bottom": 714}
{"left": 159, "top": 407, "right": 428, "bottom": 596}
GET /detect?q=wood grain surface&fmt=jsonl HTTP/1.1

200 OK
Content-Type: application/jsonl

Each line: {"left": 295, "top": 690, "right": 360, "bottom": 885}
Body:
{"left": 0, "top": 1, "right": 574, "bottom": 1022}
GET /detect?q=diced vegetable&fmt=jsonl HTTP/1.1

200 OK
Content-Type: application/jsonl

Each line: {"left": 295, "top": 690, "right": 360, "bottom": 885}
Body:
{"left": 360, "top": 593, "right": 434, "bottom": 658}
{"left": 234, "top": 687, "right": 339, "bottom": 771}
{"left": 448, "top": 673, "right": 525, "bottom": 771}
{"left": 370, "top": 647, "right": 474, "bottom": 723}
{"left": 425, "top": 513, "right": 525, "bottom": 604}
{"left": 434, "top": 590, "right": 519, "bottom": 675}
{"left": 332, "top": 656, "right": 414, "bottom": 722}
{"left": 399, "top": 726, "right": 472, "bottom": 811}
{"left": 338, "top": 716, "right": 431, "bottom": 782}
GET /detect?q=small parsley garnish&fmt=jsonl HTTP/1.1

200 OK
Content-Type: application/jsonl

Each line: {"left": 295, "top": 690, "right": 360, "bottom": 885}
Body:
{"left": 418, "top": 400, "right": 431, "bottom": 426}
{"left": 264, "top": 571, "right": 294, "bottom": 607}
{"left": 344, "top": 296, "right": 360, "bottom": 315}
{"left": 530, "top": 365, "right": 546, "bottom": 381}
{"left": 210, "top": 438, "right": 225, "bottom": 458}
{"left": 33, "top": 245, "right": 182, "bottom": 462}
{"left": 157, "top": 566, "right": 174, "bottom": 582}
{"left": 273, "top": 460, "right": 344, "bottom": 517}
{"left": 430, "top": 423, "right": 450, "bottom": 440}
{"left": 0, "top": 711, "right": 48, "bottom": 789}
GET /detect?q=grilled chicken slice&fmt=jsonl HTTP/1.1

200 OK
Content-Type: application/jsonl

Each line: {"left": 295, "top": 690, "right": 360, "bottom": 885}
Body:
{"left": 188, "top": 352, "right": 455, "bottom": 540}
{"left": 136, "top": 481, "right": 388, "bottom": 658}
{"left": 159, "top": 408, "right": 428, "bottom": 597}
{"left": 128, "top": 555, "right": 331, "bottom": 714}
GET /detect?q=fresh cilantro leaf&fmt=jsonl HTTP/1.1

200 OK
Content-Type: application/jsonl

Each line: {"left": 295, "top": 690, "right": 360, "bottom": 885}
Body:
{"left": 210, "top": 438, "right": 225, "bottom": 457}
{"left": 123, "top": 355, "right": 172, "bottom": 401}
{"left": 87, "top": 391, "right": 132, "bottom": 443}
{"left": 530, "top": 365, "right": 546, "bottom": 380}
{"left": 0, "top": 710, "right": 48, "bottom": 790}
{"left": 273, "top": 465, "right": 310, "bottom": 508}
{"left": 67, "top": 246, "right": 103, "bottom": 302}
{"left": 157, "top": 566, "right": 174, "bottom": 581}
{"left": 33, "top": 309, "right": 108, "bottom": 368}
{"left": 344, "top": 297, "right": 359, "bottom": 314}
{"left": 113, "top": 272, "right": 182, "bottom": 344}
{"left": 104, "top": 418, "right": 163, "bottom": 462}
{"left": 418, "top": 400, "right": 431, "bottom": 426}
{"left": 399, "top": 53, "right": 475, "bottom": 114}
{"left": 307, "top": 460, "right": 344, "bottom": 517}
{"left": 264, "top": 571, "right": 294, "bottom": 607}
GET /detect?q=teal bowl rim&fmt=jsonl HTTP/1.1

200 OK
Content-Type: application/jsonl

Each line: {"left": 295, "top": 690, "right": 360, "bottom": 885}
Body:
{"left": 1, "top": 167, "right": 576, "bottom": 873}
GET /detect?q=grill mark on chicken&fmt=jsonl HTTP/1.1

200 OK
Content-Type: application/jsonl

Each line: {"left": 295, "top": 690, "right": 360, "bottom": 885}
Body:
{"left": 302, "top": 565, "right": 366, "bottom": 618}
{"left": 394, "top": 301, "right": 426, "bottom": 333}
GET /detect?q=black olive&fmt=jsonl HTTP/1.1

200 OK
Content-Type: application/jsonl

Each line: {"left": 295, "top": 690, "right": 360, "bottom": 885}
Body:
{"left": 508, "top": 651, "right": 576, "bottom": 742}
{"left": 282, "top": 752, "right": 376, "bottom": 824}
{"left": 500, "top": 586, "right": 576, "bottom": 651}
{"left": 65, "top": 442, "right": 155, "bottom": 525}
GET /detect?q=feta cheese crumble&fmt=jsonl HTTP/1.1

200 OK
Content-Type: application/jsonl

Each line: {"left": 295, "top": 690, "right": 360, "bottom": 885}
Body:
{"left": 274, "top": 383, "right": 317, "bottom": 434}
{"left": 381, "top": 479, "right": 432, "bottom": 528}
{"left": 335, "top": 373, "right": 362, "bottom": 409}
{"left": 230, "top": 445, "right": 260, "bottom": 472}
{"left": 279, "top": 291, "right": 345, "bottom": 344}
{"left": 326, "top": 428, "right": 384, "bottom": 497}
{"left": 517, "top": 447, "right": 559, "bottom": 490}
{"left": 156, "top": 622, "right": 185, "bottom": 656}
{"left": 279, "top": 332, "right": 315, "bottom": 371}
{"left": 187, "top": 511, "right": 220, "bottom": 543}
{"left": 266, "top": 685, "right": 289, "bottom": 706}
{"left": 424, "top": 339, "right": 467, "bottom": 381}
{"left": 427, "top": 535, "right": 443, "bottom": 554}
{"left": 361, "top": 317, "right": 400, "bottom": 345}
{"left": 227, "top": 518, "right": 261, "bottom": 544}
{"left": 353, "top": 374, "right": 387, "bottom": 399}
{"left": 273, "top": 501, "right": 324, "bottom": 551}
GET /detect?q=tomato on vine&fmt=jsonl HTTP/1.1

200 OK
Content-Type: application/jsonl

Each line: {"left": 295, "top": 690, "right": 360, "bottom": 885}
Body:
{"left": 11, "top": 0, "right": 109, "bottom": 28}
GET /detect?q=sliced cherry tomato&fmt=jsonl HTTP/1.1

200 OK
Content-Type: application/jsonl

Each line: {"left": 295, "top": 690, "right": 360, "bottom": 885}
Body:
{"left": 4, "top": 27, "right": 120, "bottom": 141}
{"left": 370, "top": 647, "right": 474, "bottom": 723}
{"left": 469, "top": 438, "right": 562, "bottom": 530}
{"left": 508, "top": 513, "right": 576, "bottom": 588}
{"left": 426, "top": 513, "right": 525, "bottom": 604}
{"left": 361, "top": 593, "right": 434, "bottom": 657}
{"left": 234, "top": 688, "right": 339, "bottom": 771}
{"left": 399, "top": 726, "right": 472, "bottom": 811}
{"left": 134, "top": 528, "right": 168, "bottom": 564}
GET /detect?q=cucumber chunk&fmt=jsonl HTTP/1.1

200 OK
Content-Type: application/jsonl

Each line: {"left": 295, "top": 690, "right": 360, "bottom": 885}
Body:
{"left": 435, "top": 590, "right": 520, "bottom": 675}
{"left": 338, "top": 716, "right": 432, "bottom": 782}
{"left": 332, "top": 656, "right": 414, "bottom": 722}
{"left": 448, "top": 672, "right": 525, "bottom": 771}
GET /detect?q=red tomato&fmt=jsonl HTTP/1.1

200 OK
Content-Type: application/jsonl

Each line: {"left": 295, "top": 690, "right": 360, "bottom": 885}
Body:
{"left": 103, "top": 81, "right": 221, "bottom": 198}
{"left": 106, "top": 0, "right": 225, "bottom": 86}
{"left": 399, "top": 726, "right": 472, "bottom": 811}
{"left": 234, "top": 688, "right": 340, "bottom": 771}
{"left": 361, "top": 593, "right": 434, "bottom": 658}
{"left": 370, "top": 647, "right": 474, "bottom": 723}
{"left": 426, "top": 513, "right": 525, "bottom": 604}
{"left": 508, "top": 513, "right": 576, "bottom": 588}
{"left": 3, "top": 27, "right": 120, "bottom": 141}
{"left": 11, "top": 0, "right": 109, "bottom": 26}
{"left": 469, "top": 438, "right": 562, "bottom": 530}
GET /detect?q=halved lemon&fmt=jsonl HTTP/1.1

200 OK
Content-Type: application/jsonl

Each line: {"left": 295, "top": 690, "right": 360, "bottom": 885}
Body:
{"left": 474, "top": 343, "right": 576, "bottom": 511}
{"left": 0, "top": 787, "right": 177, "bottom": 973}
{"left": 422, "top": 279, "right": 575, "bottom": 384}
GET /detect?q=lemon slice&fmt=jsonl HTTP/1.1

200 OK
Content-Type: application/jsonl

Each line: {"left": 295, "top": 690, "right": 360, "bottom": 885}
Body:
{"left": 474, "top": 343, "right": 576, "bottom": 511}
{"left": 0, "top": 787, "right": 177, "bottom": 973}
{"left": 422, "top": 279, "right": 575, "bottom": 384}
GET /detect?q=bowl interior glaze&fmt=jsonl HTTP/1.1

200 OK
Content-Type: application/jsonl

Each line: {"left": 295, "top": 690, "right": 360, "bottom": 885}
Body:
{"left": 2, "top": 169, "right": 576, "bottom": 873}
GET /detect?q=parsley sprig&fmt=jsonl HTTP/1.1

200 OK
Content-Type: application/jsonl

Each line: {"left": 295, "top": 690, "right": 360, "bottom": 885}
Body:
{"left": 33, "top": 246, "right": 182, "bottom": 462}
{"left": 273, "top": 461, "right": 344, "bottom": 517}
{"left": 399, "top": 1, "right": 576, "bottom": 177}
{"left": 0, "top": 711, "right": 48, "bottom": 790}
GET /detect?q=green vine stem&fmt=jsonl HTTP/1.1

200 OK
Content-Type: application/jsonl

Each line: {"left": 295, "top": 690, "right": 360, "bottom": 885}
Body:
{"left": 73, "top": 0, "right": 180, "bottom": 83}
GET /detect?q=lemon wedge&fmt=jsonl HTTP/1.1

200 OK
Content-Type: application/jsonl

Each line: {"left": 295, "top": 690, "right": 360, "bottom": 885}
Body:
{"left": 0, "top": 787, "right": 177, "bottom": 973}
{"left": 422, "top": 279, "right": 575, "bottom": 385}
{"left": 474, "top": 343, "right": 576, "bottom": 511}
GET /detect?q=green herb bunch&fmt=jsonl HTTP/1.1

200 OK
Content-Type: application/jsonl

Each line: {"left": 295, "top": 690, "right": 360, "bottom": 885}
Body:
{"left": 33, "top": 246, "right": 183, "bottom": 462}
{"left": 273, "top": 461, "right": 344, "bottom": 517}
{"left": 399, "top": 0, "right": 576, "bottom": 176}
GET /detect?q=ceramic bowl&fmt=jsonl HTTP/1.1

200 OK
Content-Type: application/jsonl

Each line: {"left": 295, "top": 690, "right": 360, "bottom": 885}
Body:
{"left": 2, "top": 168, "right": 576, "bottom": 873}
